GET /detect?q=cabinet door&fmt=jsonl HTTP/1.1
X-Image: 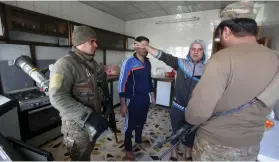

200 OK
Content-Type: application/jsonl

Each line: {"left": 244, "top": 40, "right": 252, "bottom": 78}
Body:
{"left": 257, "top": 37, "right": 270, "bottom": 47}
{"left": 6, "top": 6, "right": 41, "bottom": 33}
{"left": 156, "top": 81, "right": 171, "bottom": 107}
{"left": 41, "top": 16, "right": 68, "bottom": 37}
{"left": 112, "top": 80, "right": 120, "bottom": 106}
{"left": 0, "top": 3, "right": 7, "bottom": 39}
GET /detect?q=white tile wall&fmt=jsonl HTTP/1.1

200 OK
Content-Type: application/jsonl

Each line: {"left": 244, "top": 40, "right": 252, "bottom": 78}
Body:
{"left": 125, "top": 9, "right": 221, "bottom": 75}
{"left": 106, "top": 50, "right": 127, "bottom": 67}
{"left": 1, "top": 0, "right": 126, "bottom": 34}
{"left": 260, "top": 2, "right": 279, "bottom": 120}
{"left": 260, "top": 2, "right": 279, "bottom": 50}
{"left": 125, "top": 5, "right": 266, "bottom": 75}
{"left": 261, "top": 2, "right": 279, "bottom": 26}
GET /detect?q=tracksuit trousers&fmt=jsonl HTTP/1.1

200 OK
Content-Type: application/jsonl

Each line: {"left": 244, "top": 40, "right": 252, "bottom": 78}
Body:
{"left": 124, "top": 94, "right": 150, "bottom": 151}
{"left": 170, "top": 105, "right": 196, "bottom": 148}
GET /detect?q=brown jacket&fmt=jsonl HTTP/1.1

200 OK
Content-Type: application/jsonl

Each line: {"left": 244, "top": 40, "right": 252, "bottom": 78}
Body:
{"left": 185, "top": 43, "right": 279, "bottom": 147}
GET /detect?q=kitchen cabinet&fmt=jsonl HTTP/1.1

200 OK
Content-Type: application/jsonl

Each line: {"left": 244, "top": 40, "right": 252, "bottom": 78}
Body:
{"left": 70, "top": 23, "right": 131, "bottom": 51}
{"left": 0, "top": 3, "right": 7, "bottom": 39}
{"left": 258, "top": 36, "right": 270, "bottom": 47}
{"left": 5, "top": 5, "right": 69, "bottom": 38}
{"left": 1, "top": 3, "right": 135, "bottom": 49}
{"left": 112, "top": 80, "right": 120, "bottom": 106}
{"left": 94, "top": 28, "right": 126, "bottom": 51}
{"left": 156, "top": 81, "right": 172, "bottom": 107}
{"left": 152, "top": 75, "right": 175, "bottom": 108}
{"left": 107, "top": 76, "right": 120, "bottom": 107}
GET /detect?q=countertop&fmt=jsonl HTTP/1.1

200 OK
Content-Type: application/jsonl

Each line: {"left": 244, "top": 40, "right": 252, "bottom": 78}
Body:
{"left": 107, "top": 75, "right": 119, "bottom": 81}
{"left": 106, "top": 75, "right": 175, "bottom": 82}
{"left": 152, "top": 75, "right": 175, "bottom": 82}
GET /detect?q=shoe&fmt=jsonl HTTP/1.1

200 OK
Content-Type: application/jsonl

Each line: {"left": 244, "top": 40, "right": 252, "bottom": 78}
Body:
{"left": 136, "top": 142, "right": 151, "bottom": 151}
{"left": 122, "top": 155, "right": 135, "bottom": 161}
{"left": 185, "top": 156, "right": 192, "bottom": 161}
{"left": 169, "top": 156, "right": 178, "bottom": 161}
{"left": 122, "top": 151, "right": 135, "bottom": 161}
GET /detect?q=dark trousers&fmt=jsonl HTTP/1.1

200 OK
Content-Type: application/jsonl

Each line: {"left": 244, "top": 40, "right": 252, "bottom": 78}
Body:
{"left": 124, "top": 94, "right": 150, "bottom": 151}
{"left": 170, "top": 106, "right": 196, "bottom": 148}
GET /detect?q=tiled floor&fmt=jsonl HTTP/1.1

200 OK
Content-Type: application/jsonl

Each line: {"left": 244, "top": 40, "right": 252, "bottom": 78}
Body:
{"left": 40, "top": 106, "right": 187, "bottom": 161}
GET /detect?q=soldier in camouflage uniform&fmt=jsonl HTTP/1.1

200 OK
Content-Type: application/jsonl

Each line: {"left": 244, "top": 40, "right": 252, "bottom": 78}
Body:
{"left": 49, "top": 26, "right": 108, "bottom": 161}
{"left": 184, "top": 1, "right": 279, "bottom": 161}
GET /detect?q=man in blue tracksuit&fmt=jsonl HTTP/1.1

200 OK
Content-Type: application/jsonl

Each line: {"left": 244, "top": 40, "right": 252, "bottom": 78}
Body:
{"left": 134, "top": 39, "right": 206, "bottom": 160}
{"left": 118, "top": 36, "right": 155, "bottom": 161}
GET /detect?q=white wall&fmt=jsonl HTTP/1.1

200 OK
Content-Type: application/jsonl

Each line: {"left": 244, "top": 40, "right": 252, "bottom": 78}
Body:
{"left": 260, "top": 2, "right": 279, "bottom": 120}
{"left": 125, "top": 9, "right": 221, "bottom": 75}
{"left": 261, "top": 2, "right": 279, "bottom": 26}
{"left": 2, "top": 1, "right": 125, "bottom": 34}
{"left": 125, "top": 3, "right": 266, "bottom": 76}
{"left": 260, "top": 2, "right": 279, "bottom": 51}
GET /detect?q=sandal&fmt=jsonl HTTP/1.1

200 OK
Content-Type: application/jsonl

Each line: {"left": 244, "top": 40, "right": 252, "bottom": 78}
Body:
{"left": 185, "top": 156, "right": 192, "bottom": 161}
{"left": 169, "top": 156, "right": 178, "bottom": 161}
{"left": 122, "top": 155, "right": 135, "bottom": 161}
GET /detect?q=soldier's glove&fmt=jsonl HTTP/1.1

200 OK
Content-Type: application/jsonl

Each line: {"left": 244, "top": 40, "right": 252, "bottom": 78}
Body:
{"left": 85, "top": 113, "right": 109, "bottom": 142}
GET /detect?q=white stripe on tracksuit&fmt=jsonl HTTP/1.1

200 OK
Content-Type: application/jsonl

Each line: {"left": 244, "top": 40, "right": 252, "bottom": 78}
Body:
{"left": 118, "top": 56, "right": 133, "bottom": 93}
{"left": 123, "top": 98, "right": 131, "bottom": 134}
{"left": 172, "top": 101, "right": 185, "bottom": 111}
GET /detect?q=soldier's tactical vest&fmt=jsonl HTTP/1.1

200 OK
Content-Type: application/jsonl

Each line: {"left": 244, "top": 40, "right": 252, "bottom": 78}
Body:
{"left": 69, "top": 51, "right": 103, "bottom": 113}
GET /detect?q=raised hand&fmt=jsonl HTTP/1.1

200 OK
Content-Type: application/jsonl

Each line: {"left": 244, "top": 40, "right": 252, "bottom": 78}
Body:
{"left": 134, "top": 41, "right": 146, "bottom": 49}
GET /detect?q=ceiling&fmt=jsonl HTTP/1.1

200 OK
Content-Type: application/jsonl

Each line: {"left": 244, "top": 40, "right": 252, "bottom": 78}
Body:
{"left": 81, "top": 1, "right": 238, "bottom": 21}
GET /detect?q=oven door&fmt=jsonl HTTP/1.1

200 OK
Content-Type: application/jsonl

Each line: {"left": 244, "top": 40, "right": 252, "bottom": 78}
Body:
{"left": 19, "top": 104, "right": 61, "bottom": 141}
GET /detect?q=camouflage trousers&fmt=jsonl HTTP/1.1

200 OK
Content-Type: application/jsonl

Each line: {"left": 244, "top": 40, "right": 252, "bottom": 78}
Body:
{"left": 61, "top": 120, "right": 96, "bottom": 161}
{"left": 192, "top": 134, "right": 260, "bottom": 161}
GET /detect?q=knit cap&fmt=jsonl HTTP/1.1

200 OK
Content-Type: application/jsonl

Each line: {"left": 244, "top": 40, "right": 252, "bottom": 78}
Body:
{"left": 72, "top": 25, "right": 97, "bottom": 46}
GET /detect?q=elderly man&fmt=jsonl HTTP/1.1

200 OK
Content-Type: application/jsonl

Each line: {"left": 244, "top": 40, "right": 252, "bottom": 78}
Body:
{"left": 49, "top": 26, "right": 108, "bottom": 161}
{"left": 184, "top": 2, "right": 279, "bottom": 161}
{"left": 134, "top": 39, "right": 207, "bottom": 160}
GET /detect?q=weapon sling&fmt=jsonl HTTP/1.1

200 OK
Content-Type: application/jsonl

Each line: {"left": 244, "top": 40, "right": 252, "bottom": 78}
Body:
{"left": 154, "top": 55, "right": 279, "bottom": 160}
{"left": 154, "top": 99, "right": 259, "bottom": 160}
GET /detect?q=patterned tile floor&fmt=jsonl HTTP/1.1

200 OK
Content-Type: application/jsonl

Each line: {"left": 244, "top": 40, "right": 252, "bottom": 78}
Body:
{"left": 41, "top": 106, "right": 187, "bottom": 161}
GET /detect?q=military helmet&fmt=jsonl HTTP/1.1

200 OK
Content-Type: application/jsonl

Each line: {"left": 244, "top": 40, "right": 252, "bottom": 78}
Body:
{"left": 220, "top": 0, "right": 259, "bottom": 21}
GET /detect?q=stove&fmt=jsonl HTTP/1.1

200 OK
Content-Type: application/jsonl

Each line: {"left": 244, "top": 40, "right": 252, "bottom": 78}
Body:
{"left": 6, "top": 87, "right": 50, "bottom": 111}
{"left": 5, "top": 87, "right": 61, "bottom": 147}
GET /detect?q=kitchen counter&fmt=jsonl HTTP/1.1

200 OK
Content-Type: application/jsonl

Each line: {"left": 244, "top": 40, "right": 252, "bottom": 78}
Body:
{"left": 107, "top": 75, "right": 119, "bottom": 81}
{"left": 106, "top": 75, "right": 120, "bottom": 107}
{"left": 152, "top": 75, "right": 175, "bottom": 108}
{"left": 152, "top": 75, "right": 175, "bottom": 82}
{"left": 106, "top": 75, "right": 175, "bottom": 108}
